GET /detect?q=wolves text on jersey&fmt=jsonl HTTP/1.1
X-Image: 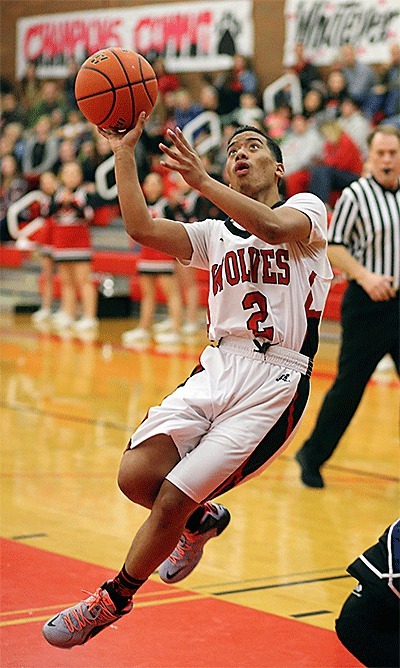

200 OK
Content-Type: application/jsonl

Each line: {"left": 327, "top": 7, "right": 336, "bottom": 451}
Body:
{"left": 211, "top": 247, "right": 290, "bottom": 295}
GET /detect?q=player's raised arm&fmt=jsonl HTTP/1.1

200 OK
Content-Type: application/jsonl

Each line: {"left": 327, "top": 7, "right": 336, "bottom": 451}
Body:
{"left": 160, "top": 127, "right": 311, "bottom": 244}
{"left": 98, "top": 115, "right": 193, "bottom": 261}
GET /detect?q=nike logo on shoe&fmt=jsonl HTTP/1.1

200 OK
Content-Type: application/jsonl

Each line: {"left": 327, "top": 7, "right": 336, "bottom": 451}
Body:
{"left": 47, "top": 615, "right": 60, "bottom": 627}
{"left": 164, "top": 568, "right": 185, "bottom": 580}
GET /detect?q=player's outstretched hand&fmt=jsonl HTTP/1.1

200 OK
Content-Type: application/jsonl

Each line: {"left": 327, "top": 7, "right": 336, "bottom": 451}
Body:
{"left": 97, "top": 112, "right": 147, "bottom": 153}
{"left": 159, "top": 128, "right": 209, "bottom": 192}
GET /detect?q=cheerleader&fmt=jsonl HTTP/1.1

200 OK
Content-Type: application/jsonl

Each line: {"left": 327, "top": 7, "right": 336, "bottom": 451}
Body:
{"left": 50, "top": 160, "right": 98, "bottom": 331}
{"left": 122, "top": 171, "right": 182, "bottom": 345}
{"left": 30, "top": 171, "right": 59, "bottom": 323}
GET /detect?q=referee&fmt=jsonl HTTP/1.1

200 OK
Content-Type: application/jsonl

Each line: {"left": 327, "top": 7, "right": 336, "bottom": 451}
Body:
{"left": 296, "top": 124, "right": 400, "bottom": 488}
{"left": 336, "top": 518, "right": 400, "bottom": 667}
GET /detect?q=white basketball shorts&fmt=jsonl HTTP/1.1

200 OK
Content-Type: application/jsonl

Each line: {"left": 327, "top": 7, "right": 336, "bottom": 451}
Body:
{"left": 128, "top": 336, "right": 312, "bottom": 502}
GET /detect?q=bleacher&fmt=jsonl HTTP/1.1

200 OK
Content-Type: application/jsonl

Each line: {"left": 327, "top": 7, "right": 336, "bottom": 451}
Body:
{"left": 0, "top": 208, "right": 346, "bottom": 321}
{"left": 0, "top": 210, "right": 213, "bottom": 317}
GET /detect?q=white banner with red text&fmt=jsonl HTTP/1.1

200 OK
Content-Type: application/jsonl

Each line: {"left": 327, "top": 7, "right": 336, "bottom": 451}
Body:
{"left": 16, "top": 0, "right": 253, "bottom": 79}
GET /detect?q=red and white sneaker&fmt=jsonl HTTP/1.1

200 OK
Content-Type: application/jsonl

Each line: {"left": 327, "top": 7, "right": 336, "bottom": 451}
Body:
{"left": 42, "top": 585, "right": 132, "bottom": 649}
{"left": 158, "top": 502, "right": 231, "bottom": 583}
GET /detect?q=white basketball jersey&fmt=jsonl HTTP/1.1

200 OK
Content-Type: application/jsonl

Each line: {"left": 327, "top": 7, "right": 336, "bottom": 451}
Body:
{"left": 180, "top": 193, "right": 333, "bottom": 358}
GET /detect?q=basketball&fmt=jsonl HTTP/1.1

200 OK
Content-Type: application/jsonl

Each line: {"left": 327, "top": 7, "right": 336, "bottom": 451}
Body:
{"left": 74, "top": 48, "right": 158, "bottom": 132}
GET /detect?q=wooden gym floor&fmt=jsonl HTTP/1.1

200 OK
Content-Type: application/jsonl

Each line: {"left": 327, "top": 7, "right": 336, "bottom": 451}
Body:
{"left": 1, "top": 311, "right": 398, "bottom": 667}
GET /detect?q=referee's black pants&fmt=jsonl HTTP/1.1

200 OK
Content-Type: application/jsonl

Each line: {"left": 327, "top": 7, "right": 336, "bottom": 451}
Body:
{"left": 301, "top": 281, "right": 399, "bottom": 468}
{"left": 336, "top": 582, "right": 400, "bottom": 667}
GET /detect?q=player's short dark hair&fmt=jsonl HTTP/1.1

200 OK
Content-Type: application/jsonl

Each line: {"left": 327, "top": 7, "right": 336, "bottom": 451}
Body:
{"left": 227, "top": 125, "right": 283, "bottom": 164}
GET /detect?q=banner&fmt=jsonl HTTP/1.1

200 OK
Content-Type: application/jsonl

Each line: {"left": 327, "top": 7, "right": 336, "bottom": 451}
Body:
{"left": 16, "top": 0, "right": 253, "bottom": 79}
{"left": 284, "top": 0, "right": 400, "bottom": 66}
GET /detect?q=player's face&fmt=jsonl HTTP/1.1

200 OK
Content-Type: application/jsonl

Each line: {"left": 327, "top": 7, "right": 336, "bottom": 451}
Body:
{"left": 368, "top": 132, "right": 400, "bottom": 188}
{"left": 225, "top": 132, "right": 282, "bottom": 199}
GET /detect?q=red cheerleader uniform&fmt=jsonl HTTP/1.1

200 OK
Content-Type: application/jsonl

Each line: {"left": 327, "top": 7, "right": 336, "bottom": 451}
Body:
{"left": 137, "top": 197, "right": 176, "bottom": 275}
{"left": 50, "top": 187, "right": 94, "bottom": 262}
{"left": 28, "top": 197, "right": 55, "bottom": 257}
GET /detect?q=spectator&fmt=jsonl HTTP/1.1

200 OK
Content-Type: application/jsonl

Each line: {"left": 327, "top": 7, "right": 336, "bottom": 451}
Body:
{"left": 55, "top": 108, "right": 91, "bottom": 143}
{"left": 303, "top": 88, "right": 326, "bottom": 126}
{"left": 0, "top": 154, "right": 28, "bottom": 241}
{"left": 28, "top": 80, "right": 70, "bottom": 128}
{"left": 63, "top": 57, "right": 81, "bottom": 110}
{"left": 142, "top": 96, "right": 170, "bottom": 155}
{"left": 79, "top": 130, "right": 124, "bottom": 207}
{"left": 339, "top": 44, "right": 378, "bottom": 114}
{"left": 78, "top": 136, "right": 97, "bottom": 185}
{"left": 308, "top": 119, "right": 363, "bottom": 206}
{"left": 121, "top": 171, "right": 183, "bottom": 346}
{"left": 19, "top": 62, "right": 42, "bottom": 112}
{"left": 264, "top": 103, "right": 292, "bottom": 140}
{"left": 280, "top": 114, "right": 323, "bottom": 197}
{"left": 22, "top": 115, "right": 60, "bottom": 187}
{"left": 78, "top": 129, "right": 116, "bottom": 185}
{"left": 52, "top": 138, "right": 78, "bottom": 177}
{"left": 324, "top": 70, "right": 348, "bottom": 119}
{"left": 148, "top": 151, "right": 179, "bottom": 200}
{"left": 366, "top": 43, "right": 400, "bottom": 122}
{"left": 159, "top": 89, "right": 179, "bottom": 135}
{"left": 0, "top": 92, "right": 26, "bottom": 129}
{"left": 214, "top": 54, "right": 259, "bottom": 115}
{"left": 1, "top": 122, "right": 26, "bottom": 168}
{"left": 288, "top": 42, "right": 324, "bottom": 98}
{"left": 173, "top": 88, "right": 203, "bottom": 130}
{"left": 0, "top": 133, "right": 16, "bottom": 161}
{"left": 338, "top": 97, "right": 371, "bottom": 160}
{"left": 198, "top": 84, "right": 220, "bottom": 114}
{"left": 152, "top": 57, "right": 180, "bottom": 96}
{"left": 221, "top": 92, "right": 264, "bottom": 128}
{"left": 232, "top": 54, "right": 259, "bottom": 96}
{"left": 49, "top": 106, "right": 67, "bottom": 135}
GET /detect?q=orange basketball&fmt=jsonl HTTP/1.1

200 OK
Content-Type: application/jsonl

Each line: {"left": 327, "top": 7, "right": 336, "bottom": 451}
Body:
{"left": 74, "top": 48, "right": 158, "bottom": 131}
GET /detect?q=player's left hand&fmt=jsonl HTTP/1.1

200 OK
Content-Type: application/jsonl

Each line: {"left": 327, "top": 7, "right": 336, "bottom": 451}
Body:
{"left": 159, "top": 128, "right": 209, "bottom": 192}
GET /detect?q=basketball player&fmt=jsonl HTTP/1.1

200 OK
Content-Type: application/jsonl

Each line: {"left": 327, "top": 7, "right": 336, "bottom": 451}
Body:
{"left": 43, "top": 117, "right": 333, "bottom": 648}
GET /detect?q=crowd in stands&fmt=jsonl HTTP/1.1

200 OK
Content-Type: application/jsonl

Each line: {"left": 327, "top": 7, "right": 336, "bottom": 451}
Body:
{"left": 0, "top": 42, "right": 399, "bottom": 336}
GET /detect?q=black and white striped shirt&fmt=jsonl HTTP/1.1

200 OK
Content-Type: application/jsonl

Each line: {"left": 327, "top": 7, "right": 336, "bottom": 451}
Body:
{"left": 328, "top": 176, "right": 400, "bottom": 291}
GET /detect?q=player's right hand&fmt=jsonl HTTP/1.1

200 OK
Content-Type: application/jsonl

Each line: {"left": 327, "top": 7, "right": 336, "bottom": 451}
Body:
{"left": 97, "top": 112, "right": 147, "bottom": 153}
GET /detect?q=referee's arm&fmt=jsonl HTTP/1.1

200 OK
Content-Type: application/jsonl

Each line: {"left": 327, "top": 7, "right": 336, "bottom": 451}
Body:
{"left": 328, "top": 244, "right": 396, "bottom": 302}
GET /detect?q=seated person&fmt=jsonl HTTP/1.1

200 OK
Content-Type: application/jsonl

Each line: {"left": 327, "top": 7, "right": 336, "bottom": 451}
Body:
{"left": 308, "top": 119, "right": 363, "bottom": 206}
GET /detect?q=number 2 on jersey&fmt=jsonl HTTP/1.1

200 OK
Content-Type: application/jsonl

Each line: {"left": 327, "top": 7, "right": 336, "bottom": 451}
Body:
{"left": 242, "top": 291, "right": 274, "bottom": 340}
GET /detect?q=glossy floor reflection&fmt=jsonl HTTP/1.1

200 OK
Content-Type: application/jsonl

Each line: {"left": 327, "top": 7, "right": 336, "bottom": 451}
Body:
{"left": 1, "top": 311, "right": 398, "bottom": 665}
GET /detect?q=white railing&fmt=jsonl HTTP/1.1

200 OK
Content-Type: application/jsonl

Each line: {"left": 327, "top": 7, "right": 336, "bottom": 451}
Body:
{"left": 263, "top": 72, "right": 303, "bottom": 115}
